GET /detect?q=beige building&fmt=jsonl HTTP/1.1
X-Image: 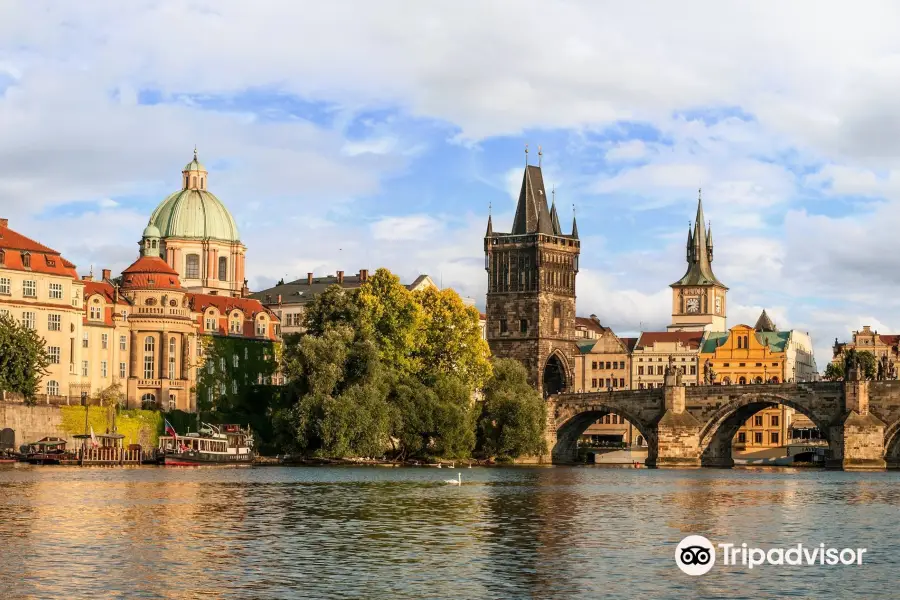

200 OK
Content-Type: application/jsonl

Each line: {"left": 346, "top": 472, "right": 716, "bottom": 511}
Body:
{"left": 632, "top": 331, "right": 703, "bottom": 389}
{"left": 148, "top": 149, "right": 248, "bottom": 297}
{"left": 573, "top": 315, "right": 635, "bottom": 392}
{"left": 0, "top": 218, "right": 87, "bottom": 401}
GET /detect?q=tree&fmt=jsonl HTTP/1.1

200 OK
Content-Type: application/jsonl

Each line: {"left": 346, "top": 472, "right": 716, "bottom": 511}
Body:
{"left": 415, "top": 286, "right": 492, "bottom": 389}
{"left": 303, "top": 285, "right": 362, "bottom": 337}
{"left": 0, "top": 313, "right": 51, "bottom": 405}
{"left": 856, "top": 351, "right": 878, "bottom": 380}
{"left": 477, "top": 359, "right": 547, "bottom": 460}
{"left": 355, "top": 268, "right": 423, "bottom": 376}
{"left": 824, "top": 362, "right": 844, "bottom": 381}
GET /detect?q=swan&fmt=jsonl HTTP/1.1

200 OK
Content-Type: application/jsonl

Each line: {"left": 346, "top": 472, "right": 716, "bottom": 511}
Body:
{"left": 444, "top": 473, "right": 461, "bottom": 485}
{"left": 467, "top": 463, "right": 472, "bottom": 469}
{"left": 437, "top": 463, "right": 442, "bottom": 468}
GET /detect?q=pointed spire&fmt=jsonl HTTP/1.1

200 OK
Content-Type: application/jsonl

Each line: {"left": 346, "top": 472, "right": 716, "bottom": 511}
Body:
{"left": 754, "top": 309, "right": 776, "bottom": 332}
{"left": 706, "top": 221, "right": 714, "bottom": 262}
{"left": 672, "top": 188, "right": 723, "bottom": 287}
{"left": 193, "top": 145, "right": 198, "bottom": 161}
{"left": 571, "top": 204, "right": 579, "bottom": 239}
{"left": 686, "top": 222, "right": 694, "bottom": 263}
{"left": 485, "top": 202, "right": 493, "bottom": 236}
{"left": 549, "top": 185, "right": 562, "bottom": 235}
{"left": 510, "top": 162, "right": 554, "bottom": 235}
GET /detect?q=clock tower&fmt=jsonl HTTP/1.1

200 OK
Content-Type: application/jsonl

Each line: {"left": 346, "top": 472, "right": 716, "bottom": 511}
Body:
{"left": 668, "top": 191, "right": 728, "bottom": 332}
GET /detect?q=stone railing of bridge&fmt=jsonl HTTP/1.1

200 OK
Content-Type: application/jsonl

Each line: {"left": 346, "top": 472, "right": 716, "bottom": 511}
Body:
{"left": 545, "top": 376, "right": 897, "bottom": 470}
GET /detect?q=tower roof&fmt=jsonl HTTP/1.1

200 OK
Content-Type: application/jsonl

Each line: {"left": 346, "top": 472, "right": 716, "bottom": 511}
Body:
{"left": 511, "top": 165, "right": 555, "bottom": 235}
{"left": 672, "top": 190, "right": 725, "bottom": 288}
{"left": 754, "top": 309, "right": 777, "bottom": 332}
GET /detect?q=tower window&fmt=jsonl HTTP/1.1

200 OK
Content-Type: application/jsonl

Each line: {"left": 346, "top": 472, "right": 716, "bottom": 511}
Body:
{"left": 192, "top": 176, "right": 196, "bottom": 187}
{"left": 552, "top": 303, "right": 562, "bottom": 334}
{"left": 520, "top": 319, "right": 528, "bottom": 334}
{"left": 500, "top": 318, "right": 508, "bottom": 334}
{"left": 218, "top": 257, "right": 228, "bottom": 281}
{"left": 200, "top": 177, "right": 204, "bottom": 188}
{"left": 186, "top": 254, "right": 200, "bottom": 279}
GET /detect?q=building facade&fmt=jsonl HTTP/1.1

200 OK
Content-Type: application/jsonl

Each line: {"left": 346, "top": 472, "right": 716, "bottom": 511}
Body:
{"left": 832, "top": 325, "right": 899, "bottom": 377}
{"left": 574, "top": 316, "right": 634, "bottom": 392}
{"left": 631, "top": 331, "right": 703, "bottom": 389}
{"left": 484, "top": 163, "right": 581, "bottom": 395}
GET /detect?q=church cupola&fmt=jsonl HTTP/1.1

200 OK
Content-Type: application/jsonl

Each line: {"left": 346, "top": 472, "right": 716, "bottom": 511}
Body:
{"left": 182, "top": 147, "right": 209, "bottom": 191}
{"left": 140, "top": 223, "right": 162, "bottom": 258}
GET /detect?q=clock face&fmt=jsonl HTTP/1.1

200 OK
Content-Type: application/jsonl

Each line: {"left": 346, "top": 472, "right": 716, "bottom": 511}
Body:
{"left": 715, "top": 297, "right": 722, "bottom": 314}
{"left": 686, "top": 297, "right": 700, "bottom": 313}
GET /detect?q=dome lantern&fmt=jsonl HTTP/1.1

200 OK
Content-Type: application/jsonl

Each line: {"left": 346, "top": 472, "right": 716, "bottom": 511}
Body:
{"left": 183, "top": 146, "right": 208, "bottom": 191}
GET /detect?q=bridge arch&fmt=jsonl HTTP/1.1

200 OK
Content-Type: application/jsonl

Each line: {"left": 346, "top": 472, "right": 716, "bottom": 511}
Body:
{"left": 882, "top": 421, "right": 900, "bottom": 466}
{"left": 553, "top": 401, "right": 654, "bottom": 464}
{"left": 698, "top": 392, "right": 832, "bottom": 468}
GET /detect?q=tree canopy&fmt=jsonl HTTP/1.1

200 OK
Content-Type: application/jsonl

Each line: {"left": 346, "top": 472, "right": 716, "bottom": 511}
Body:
{"left": 477, "top": 358, "right": 548, "bottom": 460}
{"left": 0, "top": 313, "right": 51, "bottom": 405}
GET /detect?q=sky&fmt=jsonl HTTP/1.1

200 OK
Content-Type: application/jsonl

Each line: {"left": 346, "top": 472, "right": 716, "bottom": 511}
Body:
{"left": 3, "top": 1, "right": 900, "bottom": 372}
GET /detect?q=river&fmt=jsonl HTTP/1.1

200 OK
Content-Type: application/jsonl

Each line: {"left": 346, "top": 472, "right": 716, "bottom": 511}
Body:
{"left": 0, "top": 465, "right": 897, "bottom": 599}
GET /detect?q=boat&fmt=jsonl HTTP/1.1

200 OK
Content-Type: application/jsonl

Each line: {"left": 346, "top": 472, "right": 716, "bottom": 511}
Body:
{"left": 24, "top": 437, "right": 78, "bottom": 465}
{"left": 157, "top": 423, "right": 255, "bottom": 466}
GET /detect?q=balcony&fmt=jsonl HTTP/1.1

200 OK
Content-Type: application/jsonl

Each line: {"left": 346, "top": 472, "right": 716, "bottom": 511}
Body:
{"left": 138, "top": 379, "right": 161, "bottom": 388}
{"left": 135, "top": 307, "right": 190, "bottom": 318}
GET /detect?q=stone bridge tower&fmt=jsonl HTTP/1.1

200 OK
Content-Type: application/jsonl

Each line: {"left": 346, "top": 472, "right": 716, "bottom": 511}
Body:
{"left": 484, "top": 160, "right": 581, "bottom": 395}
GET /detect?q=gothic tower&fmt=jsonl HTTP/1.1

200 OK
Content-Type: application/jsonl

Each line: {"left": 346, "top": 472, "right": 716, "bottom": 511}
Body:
{"left": 484, "top": 163, "right": 581, "bottom": 395}
{"left": 668, "top": 190, "right": 728, "bottom": 332}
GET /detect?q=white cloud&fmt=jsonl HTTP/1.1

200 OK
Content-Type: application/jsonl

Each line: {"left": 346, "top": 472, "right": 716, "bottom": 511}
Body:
{"left": 370, "top": 214, "right": 442, "bottom": 242}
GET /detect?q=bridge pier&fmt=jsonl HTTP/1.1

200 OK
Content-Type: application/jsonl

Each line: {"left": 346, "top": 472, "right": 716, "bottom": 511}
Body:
{"left": 646, "top": 377, "right": 702, "bottom": 468}
{"left": 828, "top": 380, "right": 886, "bottom": 470}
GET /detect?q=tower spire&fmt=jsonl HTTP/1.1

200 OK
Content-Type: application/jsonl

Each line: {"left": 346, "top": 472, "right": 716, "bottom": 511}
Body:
{"left": 538, "top": 145, "right": 543, "bottom": 167}
{"left": 525, "top": 144, "right": 529, "bottom": 166}
{"left": 571, "top": 204, "right": 579, "bottom": 239}
{"left": 486, "top": 202, "right": 493, "bottom": 236}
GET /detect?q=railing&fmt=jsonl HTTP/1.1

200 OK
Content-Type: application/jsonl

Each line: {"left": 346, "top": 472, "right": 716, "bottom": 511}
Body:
{"left": 79, "top": 447, "right": 143, "bottom": 465}
{"left": 138, "top": 379, "right": 161, "bottom": 387}
{"left": 135, "top": 307, "right": 189, "bottom": 317}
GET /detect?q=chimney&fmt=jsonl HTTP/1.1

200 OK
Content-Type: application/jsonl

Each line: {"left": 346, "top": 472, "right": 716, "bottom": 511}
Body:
{"left": 102, "top": 268, "right": 111, "bottom": 281}
{"left": 276, "top": 294, "right": 282, "bottom": 304}
{"left": 0, "top": 218, "right": 7, "bottom": 228}
{"left": 359, "top": 269, "right": 368, "bottom": 283}
{"left": 337, "top": 270, "right": 344, "bottom": 284}
{"left": 307, "top": 272, "right": 313, "bottom": 286}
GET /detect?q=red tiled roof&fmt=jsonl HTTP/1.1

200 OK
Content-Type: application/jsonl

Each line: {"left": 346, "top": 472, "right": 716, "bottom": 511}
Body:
{"left": 621, "top": 337, "right": 639, "bottom": 352}
{"left": 635, "top": 331, "right": 704, "bottom": 350}
{"left": 121, "top": 256, "right": 182, "bottom": 289}
{"left": 83, "top": 281, "right": 130, "bottom": 305}
{"left": 879, "top": 334, "right": 900, "bottom": 347}
{"left": 190, "top": 293, "right": 280, "bottom": 339}
{"left": 0, "top": 221, "right": 78, "bottom": 278}
{"left": 575, "top": 316, "right": 606, "bottom": 335}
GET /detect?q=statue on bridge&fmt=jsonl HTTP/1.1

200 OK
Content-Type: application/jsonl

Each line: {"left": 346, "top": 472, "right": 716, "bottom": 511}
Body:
{"left": 703, "top": 358, "right": 717, "bottom": 385}
{"left": 665, "top": 355, "right": 676, "bottom": 376}
{"left": 878, "top": 354, "right": 889, "bottom": 380}
{"left": 844, "top": 349, "right": 860, "bottom": 381}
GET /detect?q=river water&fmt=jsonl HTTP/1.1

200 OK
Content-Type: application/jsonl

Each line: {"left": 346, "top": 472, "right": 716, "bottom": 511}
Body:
{"left": 0, "top": 465, "right": 897, "bottom": 599}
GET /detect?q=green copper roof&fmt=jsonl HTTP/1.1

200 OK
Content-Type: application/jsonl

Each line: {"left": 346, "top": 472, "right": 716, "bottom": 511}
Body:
{"left": 672, "top": 191, "right": 726, "bottom": 288}
{"left": 700, "top": 331, "right": 729, "bottom": 353}
{"left": 149, "top": 189, "right": 239, "bottom": 242}
{"left": 577, "top": 339, "right": 598, "bottom": 353}
{"left": 755, "top": 331, "right": 789, "bottom": 352}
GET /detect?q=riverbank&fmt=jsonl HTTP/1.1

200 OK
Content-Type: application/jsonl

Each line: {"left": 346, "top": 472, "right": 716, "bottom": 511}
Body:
{"left": 256, "top": 455, "right": 495, "bottom": 467}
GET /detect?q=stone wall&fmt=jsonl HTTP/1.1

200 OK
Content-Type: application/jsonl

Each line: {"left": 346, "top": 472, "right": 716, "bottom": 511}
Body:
{"left": 0, "top": 402, "right": 67, "bottom": 450}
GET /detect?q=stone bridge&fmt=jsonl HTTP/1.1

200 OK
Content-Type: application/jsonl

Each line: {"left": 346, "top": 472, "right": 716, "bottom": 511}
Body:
{"left": 546, "top": 377, "right": 900, "bottom": 470}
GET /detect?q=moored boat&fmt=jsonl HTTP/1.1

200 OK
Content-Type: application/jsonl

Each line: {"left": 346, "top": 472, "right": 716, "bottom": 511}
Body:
{"left": 157, "top": 422, "right": 254, "bottom": 466}
{"left": 24, "top": 437, "right": 77, "bottom": 465}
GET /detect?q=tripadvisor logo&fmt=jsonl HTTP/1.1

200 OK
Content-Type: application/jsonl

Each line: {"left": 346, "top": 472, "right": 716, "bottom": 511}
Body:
{"left": 675, "top": 536, "right": 867, "bottom": 575}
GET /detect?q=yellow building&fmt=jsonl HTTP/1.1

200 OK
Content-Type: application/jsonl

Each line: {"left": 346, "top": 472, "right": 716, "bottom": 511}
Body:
{"left": 631, "top": 331, "right": 703, "bottom": 389}
{"left": 699, "top": 315, "right": 790, "bottom": 449}
{"left": 574, "top": 315, "right": 634, "bottom": 392}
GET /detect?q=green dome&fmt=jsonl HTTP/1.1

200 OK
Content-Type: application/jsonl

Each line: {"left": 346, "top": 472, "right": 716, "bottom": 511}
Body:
{"left": 149, "top": 189, "right": 240, "bottom": 242}
{"left": 142, "top": 223, "right": 161, "bottom": 238}
{"left": 184, "top": 157, "right": 206, "bottom": 172}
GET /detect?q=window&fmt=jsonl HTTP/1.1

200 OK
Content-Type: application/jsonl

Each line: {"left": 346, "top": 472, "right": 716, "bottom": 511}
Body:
{"left": 207, "top": 361, "right": 213, "bottom": 374}
{"left": 144, "top": 336, "right": 156, "bottom": 379}
{"left": 500, "top": 319, "right": 508, "bottom": 334}
{"left": 89, "top": 305, "right": 102, "bottom": 320}
{"left": 690, "top": 365, "right": 696, "bottom": 375}
{"left": 22, "top": 280, "right": 36, "bottom": 297}
{"left": 205, "top": 315, "right": 217, "bottom": 331}
{"left": 82, "top": 332, "right": 89, "bottom": 348}
{"left": 619, "top": 361, "right": 625, "bottom": 369}
{"left": 656, "top": 366, "right": 664, "bottom": 375}
{"left": 101, "top": 361, "right": 108, "bottom": 378}
{"left": 0, "top": 277, "right": 9, "bottom": 295}
{"left": 754, "top": 415, "right": 763, "bottom": 427}
{"left": 771, "top": 415, "right": 780, "bottom": 427}
{"left": 119, "top": 362, "right": 127, "bottom": 378}
{"left": 20, "top": 312, "right": 35, "bottom": 329}
{"left": 220, "top": 357, "right": 226, "bottom": 371}
{"left": 592, "top": 361, "right": 598, "bottom": 370}
{"left": 638, "top": 366, "right": 644, "bottom": 375}
{"left": 619, "top": 378, "right": 625, "bottom": 387}
{"left": 48, "top": 346, "right": 60, "bottom": 364}
{"left": 49, "top": 283, "right": 63, "bottom": 299}
{"left": 770, "top": 432, "right": 780, "bottom": 445}
{"left": 72, "top": 289, "right": 79, "bottom": 307}
{"left": 168, "top": 337, "right": 176, "bottom": 379}
{"left": 233, "top": 354, "right": 239, "bottom": 368}
{"left": 738, "top": 432, "right": 746, "bottom": 443}
{"left": 232, "top": 380, "right": 238, "bottom": 394}
{"left": 754, "top": 432, "right": 763, "bottom": 444}
{"left": 520, "top": 319, "right": 528, "bottom": 334}
{"left": 101, "top": 333, "right": 108, "bottom": 349}
{"left": 47, "top": 380, "right": 59, "bottom": 396}
{"left": 21, "top": 252, "right": 31, "bottom": 268}
{"left": 82, "top": 360, "right": 89, "bottom": 377}
{"left": 120, "top": 335, "right": 127, "bottom": 351}
{"left": 256, "top": 320, "right": 267, "bottom": 336}
{"left": 48, "top": 314, "right": 61, "bottom": 331}
{"left": 244, "top": 347, "right": 249, "bottom": 360}
{"left": 612, "top": 378, "right": 618, "bottom": 388}
{"left": 186, "top": 254, "right": 200, "bottom": 279}
{"left": 230, "top": 317, "right": 242, "bottom": 334}
{"left": 605, "top": 361, "right": 611, "bottom": 369}
{"left": 218, "top": 257, "right": 228, "bottom": 281}
{"left": 591, "top": 378, "right": 597, "bottom": 388}
{"left": 605, "top": 378, "right": 612, "bottom": 388}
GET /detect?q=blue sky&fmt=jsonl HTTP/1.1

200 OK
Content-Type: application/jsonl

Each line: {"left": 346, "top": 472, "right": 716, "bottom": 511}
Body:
{"left": 4, "top": 1, "right": 900, "bottom": 370}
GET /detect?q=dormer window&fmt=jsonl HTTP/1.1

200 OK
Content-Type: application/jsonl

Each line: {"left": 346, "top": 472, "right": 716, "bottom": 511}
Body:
{"left": 0, "top": 249, "right": 4, "bottom": 265}
{"left": 21, "top": 252, "right": 30, "bottom": 268}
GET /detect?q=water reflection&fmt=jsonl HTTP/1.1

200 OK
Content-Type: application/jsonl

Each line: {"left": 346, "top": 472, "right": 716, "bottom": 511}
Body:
{"left": 1, "top": 465, "right": 900, "bottom": 599}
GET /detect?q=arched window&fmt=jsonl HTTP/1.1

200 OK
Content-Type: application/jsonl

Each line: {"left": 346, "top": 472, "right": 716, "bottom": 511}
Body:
{"left": 185, "top": 254, "right": 200, "bottom": 279}
{"left": 169, "top": 337, "right": 177, "bottom": 379}
{"left": 143, "top": 336, "right": 156, "bottom": 379}
{"left": 141, "top": 393, "right": 156, "bottom": 409}
{"left": 738, "top": 376, "right": 747, "bottom": 385}
{"left": 192, "top": 176, "right": 196, "bottom": 187}
{"left": 737, "top": 336, "right": 743, "bottom": 349}
{"left": 770, "top": 376, "right": 779, "bottom": 384}
{"left": 637, "top": 435, "right": 644, "bottom": 447}
{"left": 552, "top": 303, "right": 562, "bottom": 334}
{"left": 47, "top": 380, "right": 59, "bottom": 396}
{"left": 200, "top": 177, "right": 204, "bottom": 188}
{"left": 218, "top": 257, "right": 228, "bottom": 281}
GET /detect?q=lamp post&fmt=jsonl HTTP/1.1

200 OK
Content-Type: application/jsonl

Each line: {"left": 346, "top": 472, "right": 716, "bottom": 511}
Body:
{"left": 764, "top": 365, "right": 768, "bottom": 384}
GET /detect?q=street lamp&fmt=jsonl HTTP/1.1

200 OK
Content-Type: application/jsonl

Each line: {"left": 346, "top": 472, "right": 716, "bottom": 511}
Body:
{"left": 764, "top": 365, "right": 768, "bottom": 384}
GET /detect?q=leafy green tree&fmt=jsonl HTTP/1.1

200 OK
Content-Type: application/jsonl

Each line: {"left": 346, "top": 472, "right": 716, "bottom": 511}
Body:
{"left": 303, "top": 285, "right": 362, "bottom": 336}
{"left": 823, "top": 362, "right": 844, "bottom": 381}
{"left": 0, "top": 313, "right": 51, "bottom": 405}
{"left": 355, "top": 268, "right": 423, "bottom": 376}
{"left": 477, "top": 358, "right": 547, "bottom": 460}
{"left": 415, "top": 286, "right": 492, "bottom": 389}
{"left": 856, "top": 351, "right": 878, "bottom": 380}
